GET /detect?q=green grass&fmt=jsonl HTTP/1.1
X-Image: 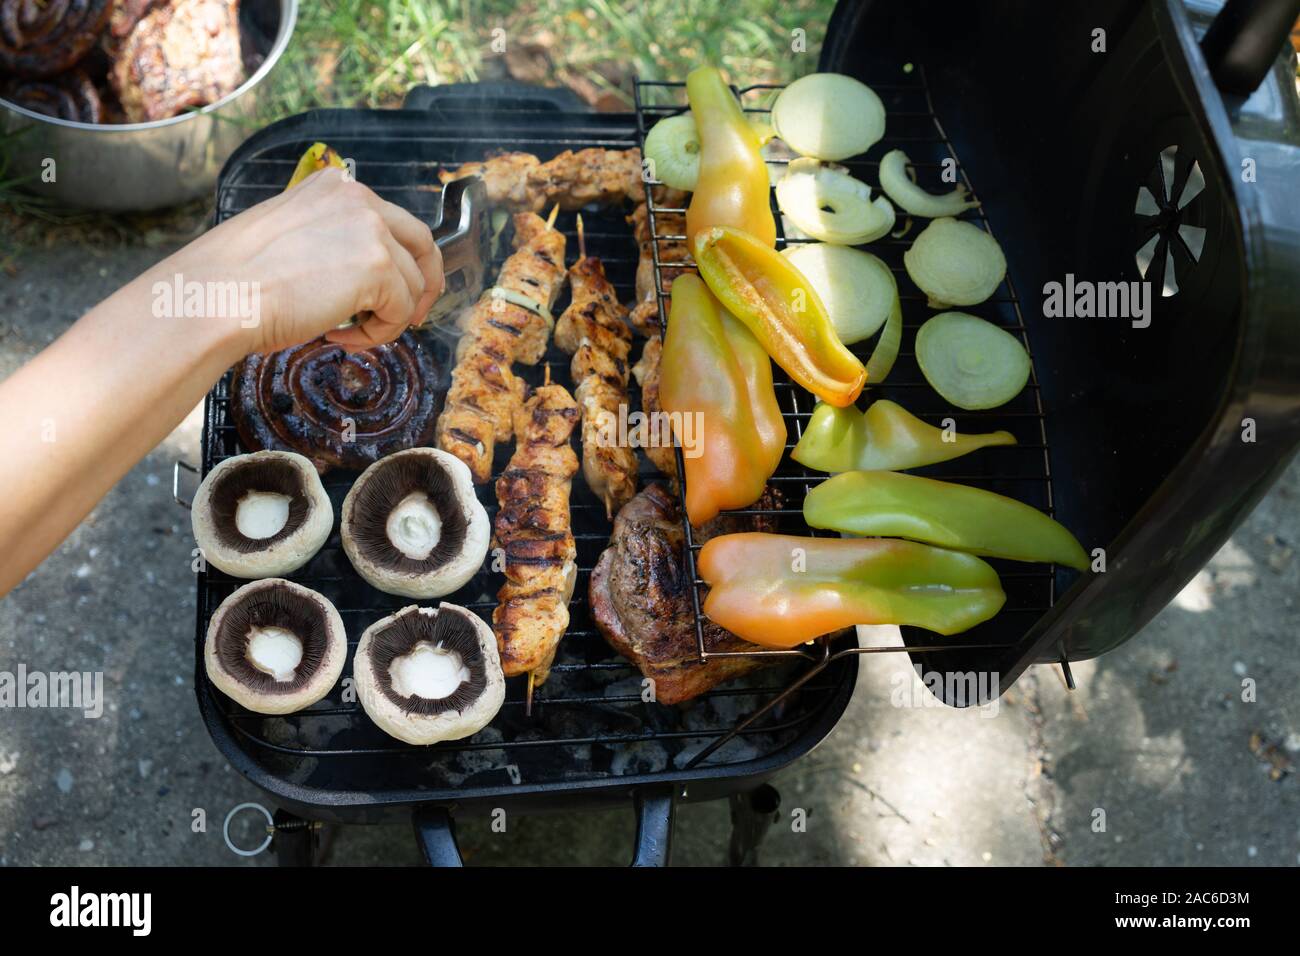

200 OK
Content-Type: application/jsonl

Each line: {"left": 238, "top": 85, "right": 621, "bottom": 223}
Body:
{"left": 258, "top": 0, "right": 836, "bottom": 118}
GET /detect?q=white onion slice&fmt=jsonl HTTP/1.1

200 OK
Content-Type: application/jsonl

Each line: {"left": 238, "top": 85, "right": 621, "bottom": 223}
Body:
{"left": 644, "top": 113, "right": 701, "bottom": 191}
{"left": 782, "top": 244, "right": 899, "bottom": 345}
{"left": 771, "top": 73, "right": 885, "bottom": 161}
{"left": 879, "top": 149, "right": 979, "bottom": 218}
{"left": 915, "top": 311, "right": 1030, "bottom": 410}
{"left": 903, "top": 217, "right": 1007, "bottom": 307}
{"left": 776, "top": 158, "right": 894, "bottom": 245}
{"left": 489, "top": 286, "right": 553, "bottom": 330}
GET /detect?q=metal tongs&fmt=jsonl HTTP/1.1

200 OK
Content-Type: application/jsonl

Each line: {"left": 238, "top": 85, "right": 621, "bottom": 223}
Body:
{"left": 424, "top": 176, "right": 490, "bottom": 327}
{"left": 335, "top": 175, "right": 489, "bottom": 332}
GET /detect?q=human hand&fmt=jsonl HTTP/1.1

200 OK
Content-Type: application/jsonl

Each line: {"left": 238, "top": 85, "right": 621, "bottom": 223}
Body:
{"left": 162, "top": 166, "right": 444, "bottom": 355}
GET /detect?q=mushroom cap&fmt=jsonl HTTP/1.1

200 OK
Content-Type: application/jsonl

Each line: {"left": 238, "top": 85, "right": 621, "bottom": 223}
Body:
{"left": 192, "top": 450, "right": 333, "bottom": 579}
{"left": 354, "top": 603, "right": 506, "bottom": 745}
{"left": 341, "top": 448, "right": 490, "bottom": 599}
{"left": 204, "top": 578, "right": 347, "bottom": 715}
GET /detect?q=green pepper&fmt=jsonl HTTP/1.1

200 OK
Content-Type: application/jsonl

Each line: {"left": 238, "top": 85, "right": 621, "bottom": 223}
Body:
{"left": 792, "top": 399, "right": 1016, "bottom": 473}
{"left": 659, "top": 274, "right": 786, "bottom": 525}
{"left": 804, "top": 470, "right": 1090, "bottom": 570}
{"left": 698, "top": 532, "right": 1006, "bottom": 647}
{"left": 694, "top": 225, "right": 867, "bottom": 407}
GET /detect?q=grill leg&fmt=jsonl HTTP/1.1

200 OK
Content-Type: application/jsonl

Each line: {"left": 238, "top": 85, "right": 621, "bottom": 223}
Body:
{"left": 413, "top": 806, "right": 464, "bottom": 867}
{"left": 631, "top": 786, "right": 676, "bottom": 867}
{"left": 728, "top": 784, "right": 781, "bottom": 866}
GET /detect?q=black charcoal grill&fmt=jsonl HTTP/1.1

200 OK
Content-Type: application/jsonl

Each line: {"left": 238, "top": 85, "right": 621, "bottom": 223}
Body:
{"left": 184, "top": 0, "right": 1300, "bottom": 865}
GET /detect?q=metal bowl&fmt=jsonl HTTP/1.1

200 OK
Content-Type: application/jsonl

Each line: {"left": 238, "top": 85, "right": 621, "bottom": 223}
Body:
{"left": 0, "top": 0, "right": 297, "bottom": 211}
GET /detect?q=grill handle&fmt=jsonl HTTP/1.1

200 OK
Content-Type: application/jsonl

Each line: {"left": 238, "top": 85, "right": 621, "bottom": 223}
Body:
{"left": 412, "top": 805, "right": 464, "bottom": 867}
{"left": 1201, "top": 0, "right": 1300, "bottom": 95}
{"left": 631, "top": 786, "right": 676, "bottom": 867}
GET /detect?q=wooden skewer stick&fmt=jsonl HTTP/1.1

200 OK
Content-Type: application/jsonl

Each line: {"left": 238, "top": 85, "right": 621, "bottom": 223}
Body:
{"left": 576, "top": 213, "right": 586, "bottom": 263}
{"left": 525, "top": 670, "right": 535, "bottom": 718}
{"left": 545, "top": 202, "right": 560, "bottom": 230}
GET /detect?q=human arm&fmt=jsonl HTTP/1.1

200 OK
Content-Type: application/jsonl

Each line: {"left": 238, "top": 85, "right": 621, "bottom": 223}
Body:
{"left": 0, "top": 167, "right": 443, "bottom": 595}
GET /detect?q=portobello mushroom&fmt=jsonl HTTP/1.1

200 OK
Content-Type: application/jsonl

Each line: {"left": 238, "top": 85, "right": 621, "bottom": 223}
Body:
{"left": 192, "top": 450, "right": 333, "bottom": 579}
{"left": 341, "top": 448, "right": 490, "bottom": 598}
{"left": 204, "top": 579, "right": 347, "bottom": 715}
{"left": 354, "top": 603, "right": 505, "bottom": 745}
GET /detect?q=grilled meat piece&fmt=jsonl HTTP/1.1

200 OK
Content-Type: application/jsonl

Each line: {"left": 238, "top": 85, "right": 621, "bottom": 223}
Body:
{"left": 440, "top": 147, "right": 644, "bottom": 213}
{"left": 630, "top": 336, "right": 676, "bottom": 478}
{"left": 231, "top": 331, "right": 440, "bottom": 474}
{"left": 624, "top": 187, "right": 697, "bottom": 474}
{"left": 4, "top": 68, "right": 101, "bottom": 121}
{"left": 109, "top": 0, "right": 242, "bottom": 122}
{"left": 0, "top": 0, "right": 111, "bottom": 78}
{"left": 486, "top": 211, "right": 567, "bottom": 366}
{"left": 439, "top": 151, "right": 542, "bottom": 211}
{"left": 108, "top": 0, "right": 164, "bottom": 38}
{"left": 493, "top": 383, "right": 580, "bottom": 683}
{"left": 555, "top": 253, "right": 637, "bottom": 518}
{"left": 627, "top": 192, "right": 692, "bottom": 336}
{"left": 526, "top": 147, "right": 645, "bottom": 210}
{"left": 437, "top": 212, "right": 567, "bottom": 483}
{"left": 589, "top": 483, "right": 782, "bottom": 704}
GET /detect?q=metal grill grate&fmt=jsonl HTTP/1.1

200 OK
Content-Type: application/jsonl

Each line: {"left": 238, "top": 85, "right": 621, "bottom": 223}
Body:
{"left": 633, "top": 69, "right": 1058, "bottom": 753}
{"left": 195, "top": 110, "right": 856, "bottom": 802}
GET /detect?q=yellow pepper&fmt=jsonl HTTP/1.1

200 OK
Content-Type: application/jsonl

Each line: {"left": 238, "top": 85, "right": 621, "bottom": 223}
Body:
{"left": 694, "top": 225, "right": 867, "bottom": 407}
{"left": 684, "top": 66, "right": 777, "bottom": 248}
{"left": 287, "top": 142, "right": 347, "bottom": 189}
{"left": 659, "top": 274, "right": 786, "bottom": 525}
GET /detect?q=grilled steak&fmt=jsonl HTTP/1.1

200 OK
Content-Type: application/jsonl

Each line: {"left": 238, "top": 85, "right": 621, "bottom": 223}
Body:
{"left": 589, "top": 483, "right": 780, "bottom": 704}
{"left": 110, "top": 0, "right": 242, "bottom": 122}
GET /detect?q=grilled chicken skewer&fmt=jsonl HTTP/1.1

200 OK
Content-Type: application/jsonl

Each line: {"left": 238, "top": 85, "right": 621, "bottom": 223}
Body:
{"left": 492, "top": 371, "right": 580, "bottom": 711}
{"left": 631, "top": 336, "right": 677, "bottom": 478}
{"left": 554, "top": 216, "right": 638, "bottom": 519}
{"left": 627, "top": 189, "right": 692, "bottom": 336}
{"left": 439, "top": 148, "right": 645, "bottom": 213}
{"left": 436, "top": 207, "right": 567, "bottom": 483}
{"left": 626, "top": 188, "right": 694, "bottom": 478}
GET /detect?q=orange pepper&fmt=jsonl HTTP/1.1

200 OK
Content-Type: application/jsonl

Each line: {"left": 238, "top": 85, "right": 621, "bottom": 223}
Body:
{"left": 684, "top": 66, "right": 776, "bottom": 247}
{"left": 694, "top": 225, "right": 866, "bottom": 407}
{"left": 699, "top": 533, "right": 1006, "bottom": 647}
{"left": 659, "top": 274, "right": 785, "bottom": 525}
